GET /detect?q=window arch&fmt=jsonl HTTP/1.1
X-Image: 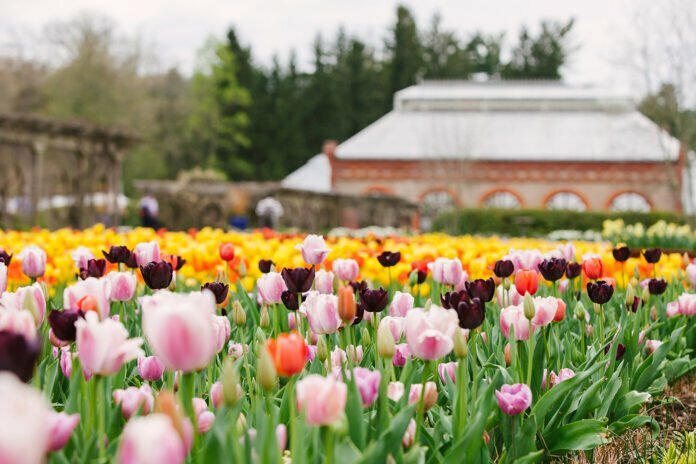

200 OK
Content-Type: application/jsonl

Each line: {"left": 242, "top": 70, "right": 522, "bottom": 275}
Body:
{"left": 608, "top": 191, "right": 651, "bottom": 212}
{"left": 544, "top": 191, "right": 588, "bottom": 212}
{"left": 420, "top": 189, "right": 458, "bottom": 214}
{"left": 363, "top": 186, "right": 393, "bottom": 197}
{"left": 480, "top": 189, "right": 522, "bottom": 209}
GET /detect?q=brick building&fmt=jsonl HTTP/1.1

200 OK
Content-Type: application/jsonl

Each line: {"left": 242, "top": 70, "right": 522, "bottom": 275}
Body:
{"left": 283, "top": 81, "right": 694, "bottom": 224}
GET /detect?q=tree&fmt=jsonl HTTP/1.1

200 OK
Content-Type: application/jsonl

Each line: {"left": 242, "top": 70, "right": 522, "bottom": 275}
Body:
{"left": 465, "top": 33, "right": 504, "bottom": 77}
{"left": 385, "top": 5, "right": 423, "bottom": 105}
{"left": 502, "top": 19, "right": 574, "bottom": 80}
{"left": 421, "top": 14, "right": 470, "bottom": 80}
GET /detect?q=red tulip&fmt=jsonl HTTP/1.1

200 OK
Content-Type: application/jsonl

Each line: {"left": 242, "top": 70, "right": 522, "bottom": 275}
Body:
{"left": 514, "top": 269, "right": 539, "bottom": 295}
{"left": 581, "top": 255, "right": 604, "bottom": 280}
{"left": 266, "top": 332, "right": 308, "bottom": 377}
{"left": 219, "top": 243, "right": 235, "bottom": 262}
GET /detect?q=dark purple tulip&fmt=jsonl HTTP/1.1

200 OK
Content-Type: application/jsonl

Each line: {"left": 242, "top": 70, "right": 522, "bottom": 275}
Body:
{"left": 202, "top": 282, "right": 230, "bottom": 305}
{"left": 454, "top": 297, "right": 485, "bottom": 330}
{"left": 465, "top": 278, "right": 495, "bottom": 302}
{"left": 0, "top": 248, "right": 12, "bottom": 266}
{"left": 48, "top": 309, "right": 84, "bottom": 342}
{"left": 647, "top": 278, "right": 667, "bottom": 296}
{"left": 84, "top": 259, "right": 106, "bottom": 278}
{"left": 538, "top": 258, "right": 567, "bottom": 282}
{"left": 612, "top": 246, "right": 630, "bottom": 263}
{"left": 125, "top": 252, "right": 139, "bottom": 269}
{"left": 493, "top": 260, "right": 514, "bottom": 278}
{"left": 626, "top": 297, "right": 640, "bottom": 313}
{"left": 0, "top": 331, "right": 40, "bottom": 382}
{"left": 258, "top": 259, "right": 274, "bottom": 274}
{"left": 359, "top": 288, "right": 389, "bottom": 313}
{"left": 102, "top": 246, "right": 132, "bottom": 264}
{"left": 605, "top": 342, "right": 626, "bottom": 361}
{"left": 415, "top": 270, "right": 427, "bottom": 284}
{"left": 565, "top": 262, "right": 582, "bottom": 280}
{"left": 349, "top": 281, "right": 368, "bottom": 293}
{"left": 642, "top": 248, "right": 662, "bottom": 264}
{"left": 587, "top": 280, "right": 614, "bottom": 305}
{"left": 170, "top": 256, "right": 186, "bottom": 271}
{"left": 140, "top": 261, "right": 173, "bottom": 290}
{"left": 281, "top": 291, "right": 301, "bottom": 311}
{"left": 440, "top": 290, "right": 469, "bottom": 310}
{"left": 352, "top": 303, "right": 365, "bottom": 326}
{"left": 281, "top": 267, "right": 315, "bottom": 293}
{"left": 377, "top": 251, "right": 401, "bottom": 268}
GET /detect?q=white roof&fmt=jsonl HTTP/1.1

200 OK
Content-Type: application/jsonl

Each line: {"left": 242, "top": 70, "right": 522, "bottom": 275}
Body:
{"left": 336, "top": 81, "right": 681, "bottom": 162}
{"left": 281, "top": 154, "right": 331, "bottom": 192}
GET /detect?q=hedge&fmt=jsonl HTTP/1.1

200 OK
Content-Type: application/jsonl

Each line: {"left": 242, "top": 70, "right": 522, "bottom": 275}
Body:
{"left": 432, "top": 208, "right": 687, "bottom": 237}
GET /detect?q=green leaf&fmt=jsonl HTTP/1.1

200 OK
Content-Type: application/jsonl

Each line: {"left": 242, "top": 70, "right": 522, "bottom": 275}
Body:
{"left": 344, "top": 373, "right": 366, "bottom": 448}
{"left": 512, "top": 450, "right": 544, "bottom": 464}
{"left": 545, "top": 419, "right": 607, "bottom": 452}
{"left": 358, "top": 404, "right": 416, "bottom": 464}
{"left": 608, "top": 414, "right": 657, "bottom": 438}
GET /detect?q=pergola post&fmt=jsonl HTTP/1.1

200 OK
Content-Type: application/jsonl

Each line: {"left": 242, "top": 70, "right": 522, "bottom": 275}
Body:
{"left": 29, "top": 141, "right": 46, "bottom": 226}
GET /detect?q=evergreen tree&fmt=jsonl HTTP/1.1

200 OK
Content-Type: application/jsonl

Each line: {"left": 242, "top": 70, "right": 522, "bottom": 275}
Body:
{"left": 422, "top": 14, "right": 470, "bottom": 80}
{"left": 502, "top": 19, "right": 574, "bottom": 80}
{"left": 385, "top": 5, "right": 423, "bottom": 106}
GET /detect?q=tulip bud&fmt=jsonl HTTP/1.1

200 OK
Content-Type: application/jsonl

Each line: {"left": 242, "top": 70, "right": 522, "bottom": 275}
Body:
{"left": 316, "top": 336, "right": 329, "bottom": 362}
{"left": 257, "top": 346, "right": 277, "bottom": 391}
{"left": 593, "top": 303, "right": 601, "bottom": 315}
{"left": 504, "top": 344, "right": 512, "bottom": 366}
{"left": 259, "top": 306, "right": 270, "bottom": 329}
{"left": 222, "top": 360, "right": 243, "bottom": 406}
{"left": 641, "top": 286, "right": 650, "bottom": 304}
{"left": 232, "top": 301, "right": 246, "bottom": 327}
{"left": 337, "top": 286, "right": 357, "bottom": 323}
{"left": 629, "top": 277, "right": 639, "bottom": 288}
{"left": 574, "top": 301, "right": 586, "bottom": 320}
{"left": 523, "top": 293, "right": 535, "bottom": 320}
{"left": 377, "top": 322, "right": 395, "bottom": 358}
{"left": 237, "top": 413, "right": 247, "bottom": 433}
{"left": 238, "top": 260, "right": 247, "bottom": 278}
{"left": 407, "top": 270, "right": 419, "bottom": 287}
{"left": 453, "top": 329, "right": 468, "bottom": 359}
{"left": 650, "top": 306, "right": 657, "bottom": 321}
{"left": 503, "top": 278, "right": 511, "bottom": 290}
{"left": 624, "top": 285, "right": 636, "bottom": 306}
{"left": 361, "top": 327, "right": 371, "bottom": 346}
{"left": 423, "top": 298, "right": 432, "bottom": 311}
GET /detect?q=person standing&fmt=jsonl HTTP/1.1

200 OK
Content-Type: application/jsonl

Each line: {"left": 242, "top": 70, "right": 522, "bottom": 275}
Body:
{"left": 139, "top": 191, "right": 160, "bottom": 229}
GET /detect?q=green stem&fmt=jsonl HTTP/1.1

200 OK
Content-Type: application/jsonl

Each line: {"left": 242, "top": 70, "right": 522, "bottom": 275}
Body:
{"left": 180, "top": 372, "right": 197, "bottom": 450}
{"left": 456, "top": 356, "right": 468, "bottom": 437}
{"left": 413, "top": 361, "right": 431, "bottom": 444}
{"left": 325, "top": 426, "right": 334, "bottom": 464}
{"left": 97, "top": 376, "right": 107, "bottom": 462}
{"left": 241, "top": 326, "right": 255, "bottom": 406}
{"left": 527, "top": 322, "right": 535, "bottom": 386}
{"left": 598, "top": 305, "right": 605, "bottom": 345}
{"left": 288, "top": 376, "right": 299, "bottom": 460}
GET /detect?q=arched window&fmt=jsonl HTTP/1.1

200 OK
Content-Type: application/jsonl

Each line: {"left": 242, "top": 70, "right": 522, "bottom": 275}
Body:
{"left": 421, "top": 190, "right": 457, "bottom": 215}
{"left": 545, "top": 191, "right": 587, "bottom": 211}
{"left": 609, "top": 192, "right": 651, "bottom": 212}
{"left": 481, "top": 190, "right": 521, "bottom": 209}
{"left": 363, "top": 186, "right": 392, "bottom": 197}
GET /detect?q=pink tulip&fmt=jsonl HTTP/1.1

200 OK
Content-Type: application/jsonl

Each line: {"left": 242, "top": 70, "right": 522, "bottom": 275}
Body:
{"left": 107, "top": 272, "right": 137, "bottom": 301}
{"left": 64, "top": 277, "right": 112, "bottom": 320}
{"left": 212, "top": 315, "right": 231, "bottom": 353}
{"left": 113, "top": 385, "right": 154, "bottom": 419}
{"left": 500, "top": 305, "right": 531, "bottom": 341}
{"left": 549, "top": 368, "right": 575, "bottom": 387}
{"left": 645, "top": 339, "right": 662, "bottom": 354}
{"left": 288, "top": 313, "right": 298, "bottom": 330}
{"left": 345, "top": 344, "right": 363, "bottom": 364}
{"left": 555, "top": 243, "right": 576, "bottom": 262}
{"left": 496, "top": 284, "right": 524, "bottom": 307}
{"left": 71, "top": 246, "right": 95, "bottom": 271}
{"left": 18, "top": 245, "right": 46, "bottom": 278}
{"left": 0, "top": 372, "right": 52, "bottom": 464}
{"left": 392, "top": 343, "right": 411, "bottom": 367}
{"left": 504, "top": 249, "right": 544, "bottom": 273}
{"left": 276, "top": 424, "right": 288, "bottom": 451}
{"left": 306, "top": 344, "right": 317, "bottom": 362}
{"left": 379, "top": 316, "right": 404, "bottom": 343}
{"left": 673, "top": 293, "right": 696, "bottom": 316}
{"left": 295, "top": 234, "right": 330, "bottom": 265}
{"left": 332, "top": 258, "right": 359, "bottom": 281}
{"left": 454, "top": 271, "right": 470, "bottom": 292}
{"left": 438, "top": 361, "right": 457, "bottom": 384}
{"left": 686, "top": 263, "right": 696, "bottom": 287}
{"left": 402, "top": 419, "right": 416, "bottom": 448}
{"left": 558, "top": 279, "right": 569, "bottom": 293}
{"left": 257, "top": 272, "right": 288, "bottom": 305}
{"left": 303, "top": 293, "right": 341, "bottom": 335}
{"left": 117, "top": 414, "right": 186, "bottom": 464}
{"left": 193, "top": 397, "right": 215, "bottom": 433}
{"left": 387, "top": 381, "right": 405, "bottom": 401}
{"left": 329, "top": 346, "right": 363, "bottom": 369}
{"left": 532, "top": 296, "right": 559, "bottom": 328}
{"left": 133, "top": 241, "right": 161, "bottom": 267}
{"left": 141, "top": 290, "right": 218, "bottom": 372}
{"left": 314, "top": 270, "right": 334, "bottom": 294}
{"left": 389, "top": 291, "right": 414, "bottom": 317}
{"left": 137, "top": 356, "right": 165, "bottom": 382}
{"left": 227, "top": 342, "right": 247, "bottom": 359}
{"left": 404, "top": 306, "right": 459, "bottom": 360}
{"left": 408, "top": 382, "right": 438, "bottom": 410}
{"left": 0, "top": 262, "right": 6, "bottom": 294}
{"left": 46, "top": 411, "right": 80, "bottom": 452}
{"left": 428, "top": 257, "right": 463, "bottom": 286}
{"left": 348, "top": 367, "right": 381, "bottom": 407}
{"left": 210, "top": 381, "right": 224, "bottom": 409}
{"left": 1, "top": 283, "right": 47, "bottom": 325}
{"left": 0, "top": 308, "right": 37, "bottom": 341}
{"left": 76, "top": 311, "right": 144, "bottom": 376}
{"left": 496, "top": 383, "right": 532, "bottom": 415}
{"left": 296, "top": 374, "right": 347, "bottom": 425}
{"left": 60, "top": 347, "right": 73, "bottom": 378}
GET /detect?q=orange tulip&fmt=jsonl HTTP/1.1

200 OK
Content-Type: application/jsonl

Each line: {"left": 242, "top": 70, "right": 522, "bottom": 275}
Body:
{"left": 337, "top": 285, "right": 357, "bottom": 323}
{"left": 553, "top": 298, "right": 566, "bottom": 322}
{"left": 266, "top": 332, "right": 308, "bottom": 377}
{"left": 582, "top": 256, "right": 604, "bottom": 280}
{"left": 514, "top": 269, "right": 539, "bottom": 295}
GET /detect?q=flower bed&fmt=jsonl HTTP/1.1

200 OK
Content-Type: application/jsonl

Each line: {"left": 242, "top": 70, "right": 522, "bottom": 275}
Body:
{"left": 0, "top": 227, "right": 694, "bottom": 463}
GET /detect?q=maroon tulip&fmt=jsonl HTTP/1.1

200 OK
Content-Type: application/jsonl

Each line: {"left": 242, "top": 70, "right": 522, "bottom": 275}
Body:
{"left": 587, "top": 280, "right": 614, "bottom": 304}
{"left": 642, "top": 248, "right": 662, "bottom": 264}
{"left": 0, "top": 330, "right": 40, "bottom": 382}
{"left": 465, "top": 278, "right": 495, "bottom": 302}
{"left": 352, "top": 303, "right": 365, "bottom": 326}
{"left": 626, "top": 297, "right": 640, "bottom": 313}
{"left": 281, "top": 291, "right": 303, "bottom": 311}
{"left": 377, "top": 251, "right": 401, "bottom": 268}
{"left": 140, "top": 261, "right": 173, "bottom": 290}
{"left": 493, "top": 260, "right": 514, "bottom": 278}
{"left": 440, "top": 290, "right": 469, "bottom": 310}
{"left": 538, "top": 258, "right": 567, "bottom": 282}
{"left": 102, "top": 246, "right": 132, "bottom": 265}
{"left": 605, "top": 342, "right": 626, "bottom": 361}
{"left": 258, "top": 259, "right": 274, "bottom": 274}
{"left": 201, "top": 282, "right": 230, "bottom": 305}
{"left": 169, "top": 256, "right": 186, "bottom": 271}
{"left": 565, "top": 262, "right": 581, "bottom": 280}
{"left": 48, "top": 309, "right": 85, "bottom": 342}
{"left": 453, "top": 297, "right": 485, "bottom": 330}
{"left": 0, "top": 248, "right": 12, "bottom": 266}
{"left": 647, "top": 278, "right": 667, "bottom": 295}
{"left": 349, "top": 280, "right": 368, "bottom": 293}
{"left": 84, "top": 259, "right": 106, "bottom": 278}
{"left": 359, "top": 288, "right": 389, "bottom": 313}
{"left": 281, "top": 267, "right": 315, "bottom": 293}
{"left": 125, "top": 252, "right": 139, "bottom": 269}
{"left": 612, "top": 246, "right": 630, "bottom": 263}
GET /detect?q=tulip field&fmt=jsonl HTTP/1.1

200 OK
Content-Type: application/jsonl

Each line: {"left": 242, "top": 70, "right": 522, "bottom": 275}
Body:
{"left": 0, "top": 225, "right": 694, "bottom": 463}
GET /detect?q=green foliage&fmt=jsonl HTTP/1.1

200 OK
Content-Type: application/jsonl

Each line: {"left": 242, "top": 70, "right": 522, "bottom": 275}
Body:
{"left": 433, "top": 208, "right": 685, "bottom": 236}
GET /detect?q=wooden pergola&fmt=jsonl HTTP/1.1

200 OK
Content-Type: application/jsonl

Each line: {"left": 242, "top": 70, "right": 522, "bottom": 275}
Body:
{"left": 0, "top": 113, "right": 136, "bottom": 228}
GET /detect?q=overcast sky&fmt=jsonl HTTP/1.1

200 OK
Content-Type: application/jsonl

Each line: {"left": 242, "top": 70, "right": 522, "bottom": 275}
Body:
{"left": 0, "top": 0, "right": 666, "bottom": 89}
